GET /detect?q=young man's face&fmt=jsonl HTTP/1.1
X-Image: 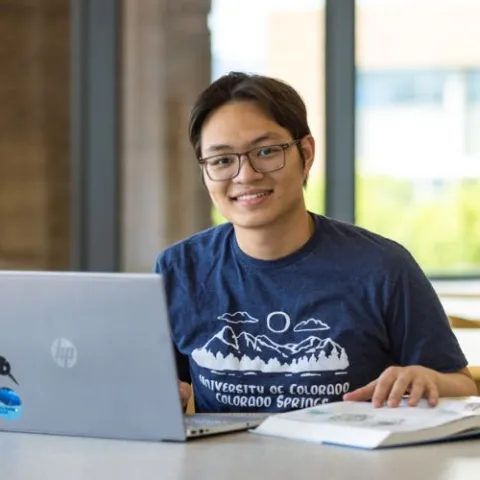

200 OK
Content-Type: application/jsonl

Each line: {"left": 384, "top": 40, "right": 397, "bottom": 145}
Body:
{"left": 200, "top": 100, "right": 315, "bottom": 231}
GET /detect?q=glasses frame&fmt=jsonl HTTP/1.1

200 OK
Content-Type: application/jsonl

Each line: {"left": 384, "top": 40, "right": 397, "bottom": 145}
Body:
{"left": 198, "top": 139, "right": 301, "bottom": 181}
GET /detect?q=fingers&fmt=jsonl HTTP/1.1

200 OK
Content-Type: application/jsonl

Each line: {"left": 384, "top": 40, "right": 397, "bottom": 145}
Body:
{"left": 406, "top": 377, "right": 425, "bottom": 406}
{"left": 345, "top": 367, "right": 440, "bottom": 409}
{"left": 179, "top": 381, "right": 191, "bottom": 408}
{"left": 381, "top": 369, "right": 411, "bottom": 408}
{"left": 343, "top": 380, "right": 377, "bottom": 402}
{"left": 425, "top": 382, "right": 439, "bottom": 407}
{"left": 385, "top": 370, "right": 439, "bottom": 408}
{"left": 373, "top": 368, "right": 421, "bottom": 407}
{"left": 401, "top": 378, "right": 439, "bottom": 408}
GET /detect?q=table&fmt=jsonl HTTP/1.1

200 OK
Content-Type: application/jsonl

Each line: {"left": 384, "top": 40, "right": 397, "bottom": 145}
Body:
{"left": 437, "top": 294, "right": 480, "bottom": 380}
{"left": 452, "top": 329, "right": 480, "bottom": 390}
{"left": 433, "top": 280, "right": 480, "bottom": 298}
{"left": 441, "top": 298, "right": 480, "bottom": 321}
{"left": 0, "top": 430, "right": 479, "bottom": 480}
{"left": 453, "top": 329, "right": 480, "bottom": 366}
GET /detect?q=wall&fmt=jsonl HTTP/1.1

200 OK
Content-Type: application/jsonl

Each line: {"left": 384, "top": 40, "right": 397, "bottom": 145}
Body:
{"left": 0, "top": 0, "right": 213, "bottom": 272}
{"left": 0, "top": 1, "right": 70, "bottom": 270}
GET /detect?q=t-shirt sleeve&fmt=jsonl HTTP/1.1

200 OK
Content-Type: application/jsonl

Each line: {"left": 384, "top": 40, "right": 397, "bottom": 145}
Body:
{"left": 154, "top": 252, "right": 192, "bottom": 384}
{"left": 385, "top": 249, "right": 468, "bottom": 373}
{"left": 173, "top": 343, "right": 192, "bottom": 384}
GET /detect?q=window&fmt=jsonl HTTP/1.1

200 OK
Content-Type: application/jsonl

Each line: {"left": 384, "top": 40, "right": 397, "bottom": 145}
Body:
{"left": 467, "top": 70, "right": 480, "bottom": 103}
{"left": 356, "top": 0, "right": 480, "bottom": 276}
{"left": 357, "top": 70, "right": 448, "bottom": 107}
{"left": 466, "top": 70, "right": 480, "bottom": 156}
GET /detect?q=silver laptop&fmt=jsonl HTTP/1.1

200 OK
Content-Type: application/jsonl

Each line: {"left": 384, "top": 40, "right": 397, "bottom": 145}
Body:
{"left": 0, "top": 271, "right": 265, "bottom": 441}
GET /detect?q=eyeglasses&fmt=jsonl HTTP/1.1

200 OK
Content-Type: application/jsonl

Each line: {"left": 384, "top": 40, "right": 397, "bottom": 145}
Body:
{"left": 198, "top": 140, "right": 301, "bottom": 181}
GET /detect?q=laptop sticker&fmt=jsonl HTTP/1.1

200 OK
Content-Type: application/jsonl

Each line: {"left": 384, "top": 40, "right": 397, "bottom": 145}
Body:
{"left": 0, "top": 355, "right": 22, "bottom": 420}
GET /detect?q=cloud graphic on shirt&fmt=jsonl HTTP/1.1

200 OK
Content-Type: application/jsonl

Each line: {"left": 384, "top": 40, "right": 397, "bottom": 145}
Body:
{"left": 217, "top": 312, "right": 259, "bottom": 324}
{"left": 294, "top": 318, "right": 330, "bottom": 332}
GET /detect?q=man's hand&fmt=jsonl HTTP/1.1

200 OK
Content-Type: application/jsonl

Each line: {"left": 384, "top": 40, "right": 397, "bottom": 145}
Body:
{"left": 343, "top": 366, "right": 441, "bottom": 408}
{"left": 179, "top": 381, "right": 192, "bottom": 408}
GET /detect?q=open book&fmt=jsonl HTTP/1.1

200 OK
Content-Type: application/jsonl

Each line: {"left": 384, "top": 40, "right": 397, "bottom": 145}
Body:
{"left": 252, "top": 397, "right": 480, "bottom": 449}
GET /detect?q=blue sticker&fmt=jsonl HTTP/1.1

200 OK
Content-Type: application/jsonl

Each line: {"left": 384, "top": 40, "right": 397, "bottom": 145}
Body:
{"left": 0, "top": 387, "right": 22, "bottom": 420}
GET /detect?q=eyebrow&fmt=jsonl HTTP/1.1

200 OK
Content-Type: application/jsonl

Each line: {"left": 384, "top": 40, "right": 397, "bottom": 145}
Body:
{"left": 204, "top": 132, "right": 283, "bottom": 154}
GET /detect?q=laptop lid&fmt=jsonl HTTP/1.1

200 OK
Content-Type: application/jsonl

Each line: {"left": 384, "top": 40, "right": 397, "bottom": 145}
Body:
{"left": 0, "top": 270, "right": 188, "bottom": 441}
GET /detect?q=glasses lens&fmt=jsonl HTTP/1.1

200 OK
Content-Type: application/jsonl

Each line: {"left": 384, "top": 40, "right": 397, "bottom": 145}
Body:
{"left": 250, "top": 145, "right": 285, "bottom": 172}
{"left": 205, "top": 155, "right": 239, "bottom": 180}
{"left": 204, "top": 144, "right": 287, "bottom": 180}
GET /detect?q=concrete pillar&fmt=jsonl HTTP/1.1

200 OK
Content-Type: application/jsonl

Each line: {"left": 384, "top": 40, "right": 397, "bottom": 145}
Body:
{"left": 121, "top": 0, "right": 212, "bottom": 272}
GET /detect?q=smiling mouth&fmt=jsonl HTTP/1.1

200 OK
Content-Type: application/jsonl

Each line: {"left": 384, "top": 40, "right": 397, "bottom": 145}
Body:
{"left": 231, "top": 190, "right": 273, "bottom": 201}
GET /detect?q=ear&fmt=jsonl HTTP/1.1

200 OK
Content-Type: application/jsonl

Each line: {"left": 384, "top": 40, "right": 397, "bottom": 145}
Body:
{"left": 300, "top": 135, "right": 315, "bottom": 178}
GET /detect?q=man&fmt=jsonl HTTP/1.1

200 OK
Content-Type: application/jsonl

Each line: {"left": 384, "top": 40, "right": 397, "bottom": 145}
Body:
{"left": 156, "top": 72, "right": 477, "bottom": 413}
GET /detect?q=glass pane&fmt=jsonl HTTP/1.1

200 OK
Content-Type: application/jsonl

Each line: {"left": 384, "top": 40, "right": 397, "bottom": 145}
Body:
{"left": 209, "top": 0, "right": 325, "bottom": 224}
{"left": 0, "top": 1, "right": 71, "bottom": 270}
{"left": 356, "top": 0, "right": 480, "bottom": 276}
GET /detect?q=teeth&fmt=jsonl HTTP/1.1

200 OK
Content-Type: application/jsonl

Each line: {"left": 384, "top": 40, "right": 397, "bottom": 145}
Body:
{"left": 236, "top": 192, "right": 269, "bottom": 201}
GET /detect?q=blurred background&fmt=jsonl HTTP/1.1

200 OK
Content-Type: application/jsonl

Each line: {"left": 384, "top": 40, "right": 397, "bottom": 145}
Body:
{"left": 1, "top": 0, "right": 479, "bottom": 282}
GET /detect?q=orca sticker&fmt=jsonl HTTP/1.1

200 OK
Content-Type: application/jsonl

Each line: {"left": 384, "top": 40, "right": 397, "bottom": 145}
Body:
{"left": 0, "top": 355, "right": 22, "bottom": 420}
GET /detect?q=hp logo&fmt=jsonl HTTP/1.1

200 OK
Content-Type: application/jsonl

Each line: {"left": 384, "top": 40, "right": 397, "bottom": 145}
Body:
{"left": 51, "top": 338, "right": 78, "bottom": 368}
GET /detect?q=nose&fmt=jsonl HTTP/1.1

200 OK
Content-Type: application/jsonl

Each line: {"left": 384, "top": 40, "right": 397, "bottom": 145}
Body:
{"left": 233, "top": 154, "right": 263, "bottom": 183}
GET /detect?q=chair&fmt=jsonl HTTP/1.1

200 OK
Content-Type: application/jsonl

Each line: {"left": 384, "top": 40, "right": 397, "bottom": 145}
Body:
{"left": 448, "top": 314, "right": 480, "bottom": 395}
{"left": 186, "top": 388, "right": 195, "bottom": 415}
{"left": 448, "top": 315, "right": 480, "bottom": 329}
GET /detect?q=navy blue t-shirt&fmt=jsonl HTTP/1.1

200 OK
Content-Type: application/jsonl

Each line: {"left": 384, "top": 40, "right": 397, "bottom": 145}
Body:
{"left": 155, "top": 214, "right": 467, "bottom": 413}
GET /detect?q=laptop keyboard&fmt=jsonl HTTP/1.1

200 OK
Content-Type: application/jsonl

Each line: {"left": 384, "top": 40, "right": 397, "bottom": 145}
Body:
{"left": 185, "top": 413, "right": 268, "bottom": 428}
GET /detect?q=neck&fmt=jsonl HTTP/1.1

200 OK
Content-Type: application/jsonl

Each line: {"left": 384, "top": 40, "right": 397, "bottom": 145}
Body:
{"left": 234, "top": 209, "right": 314, "bottom": 261}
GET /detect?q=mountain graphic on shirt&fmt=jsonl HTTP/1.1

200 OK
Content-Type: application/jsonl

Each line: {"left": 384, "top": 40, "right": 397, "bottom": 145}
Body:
{"left": 191, "top": 326, "right": 349, "bottom": 373}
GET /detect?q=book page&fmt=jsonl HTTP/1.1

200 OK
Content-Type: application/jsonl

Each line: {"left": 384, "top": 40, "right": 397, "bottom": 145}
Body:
{"left": 279, "top": 397, "right": 480, "bottom": 432}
